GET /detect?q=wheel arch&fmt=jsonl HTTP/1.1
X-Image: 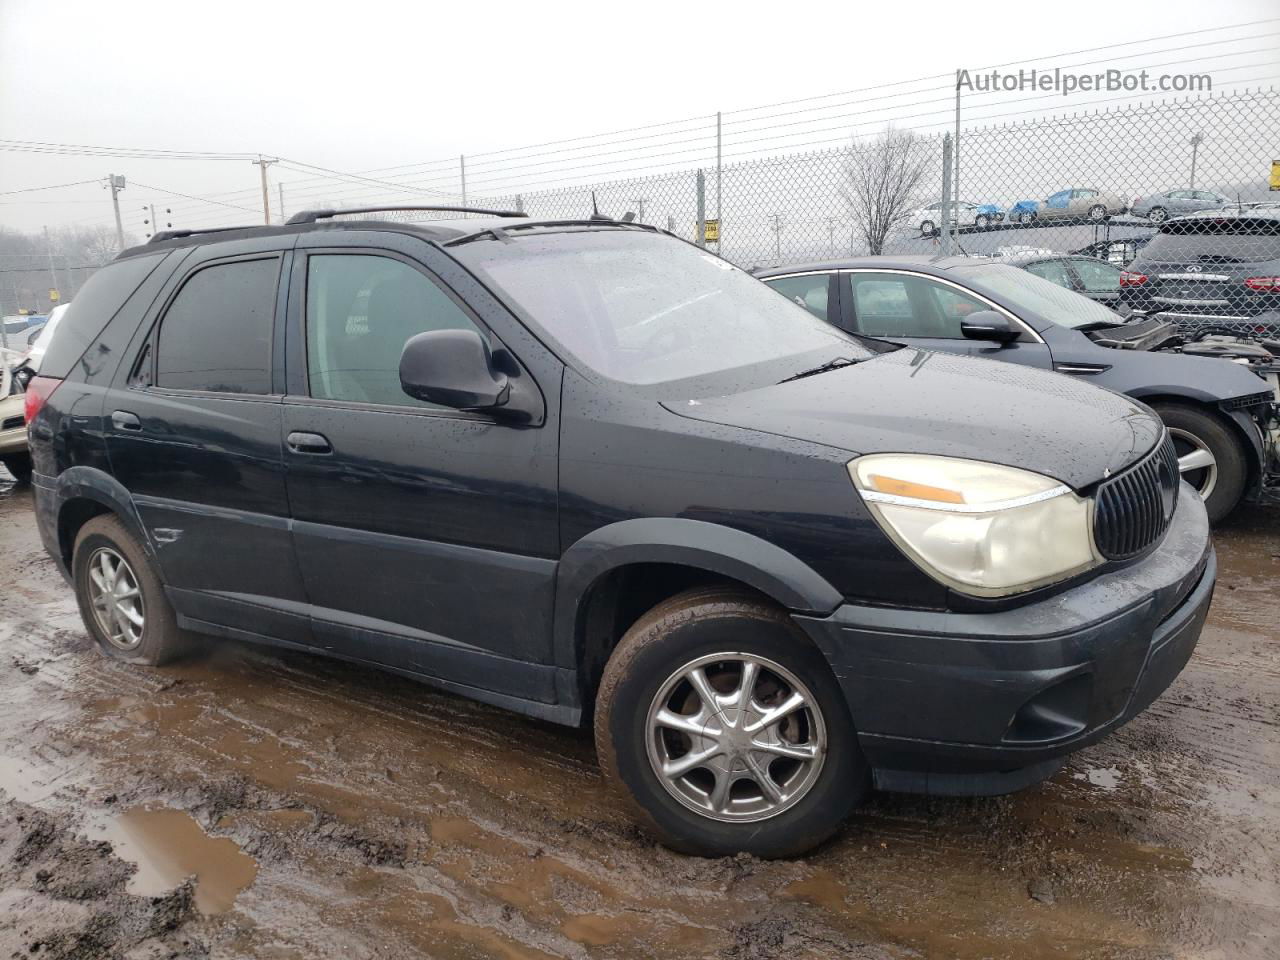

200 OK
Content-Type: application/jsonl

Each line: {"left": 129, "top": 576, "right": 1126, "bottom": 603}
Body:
{"left": 554, "top": 518, "right": 844, "bottom": 711}
{"left": 53, "top": 466, "right": 154, "bottom": 572}
{"left": 1134, "top": 393, "right": 1266, "bottom": 496}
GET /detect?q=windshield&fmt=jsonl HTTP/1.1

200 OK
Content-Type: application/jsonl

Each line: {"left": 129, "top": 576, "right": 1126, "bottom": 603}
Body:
{"left": 951, "top": 262, "right": 1124, "bottom": 329}
{"left": 453, "top": 229, "right": 866, "bottom": 385}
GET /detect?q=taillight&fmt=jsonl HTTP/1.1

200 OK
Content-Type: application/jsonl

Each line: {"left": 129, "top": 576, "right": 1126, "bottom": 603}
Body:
{"left": 23, "top": 376, "right": 61, "bottom": 423}
{"left": 1244, "top": 276, "right": 1280, "bottom": 292}
{"left": 1119, "top": 271, "right": 1148, "bottom": 287}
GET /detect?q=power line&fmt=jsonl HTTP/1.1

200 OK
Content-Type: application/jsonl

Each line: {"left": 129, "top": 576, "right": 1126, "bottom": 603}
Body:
{"left": 0, "top": 178, "right": 102, "bottom": 196}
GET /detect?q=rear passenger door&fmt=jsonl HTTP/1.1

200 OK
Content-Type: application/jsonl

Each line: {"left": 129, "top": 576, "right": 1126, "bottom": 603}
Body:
{"left": 841, "top": 270, "right": 1053, "bottom": 368}
{"left": 105, "top": 237, "right": 310, "bottom": 644}
{"left": 280, "top": 231, "right": 563, "bottom": 705}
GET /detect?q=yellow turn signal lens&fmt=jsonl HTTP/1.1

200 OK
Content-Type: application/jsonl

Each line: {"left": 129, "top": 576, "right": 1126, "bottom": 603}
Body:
{"left": 865, "top": 474, "right": 965, "bottom": 504}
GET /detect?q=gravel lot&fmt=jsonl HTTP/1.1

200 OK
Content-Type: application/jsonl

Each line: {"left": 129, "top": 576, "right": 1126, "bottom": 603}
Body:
{"left": 0, "top": 474, "right": 1277, "bottom": 959}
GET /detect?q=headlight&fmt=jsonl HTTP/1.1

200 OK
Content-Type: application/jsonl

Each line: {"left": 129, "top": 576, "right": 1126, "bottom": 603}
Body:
{"left": 849, "top": 454, "right": 1100, "bottom": 597}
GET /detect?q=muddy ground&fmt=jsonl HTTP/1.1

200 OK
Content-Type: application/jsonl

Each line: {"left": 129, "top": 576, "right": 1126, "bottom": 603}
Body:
{"left": 0, "top": 474, "right": 1276, "bottom": 960}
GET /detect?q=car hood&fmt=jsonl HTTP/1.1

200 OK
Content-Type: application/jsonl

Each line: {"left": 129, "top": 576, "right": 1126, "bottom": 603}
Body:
{"left": 664, "top": 348, "right": 1162, "bottom": 490}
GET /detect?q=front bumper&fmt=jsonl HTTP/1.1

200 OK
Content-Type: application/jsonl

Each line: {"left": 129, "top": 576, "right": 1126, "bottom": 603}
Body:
{"left": 794, "top": 483, "right": 1214, "bottom": 796}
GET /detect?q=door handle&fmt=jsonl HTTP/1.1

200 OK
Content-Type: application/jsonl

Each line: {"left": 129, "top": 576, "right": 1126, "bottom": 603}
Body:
{"left": 111, "top": 410, "right": 142, "bottom": 432}
{"left": 287, "top": 431, "right": 333, "bottom": 455}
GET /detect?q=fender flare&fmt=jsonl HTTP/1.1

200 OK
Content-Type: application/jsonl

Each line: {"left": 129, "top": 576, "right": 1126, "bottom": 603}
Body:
{"left": 551, "top": 517, "right": 843, "bottom": 671}
{"left": 52, "top": 465, "right": 154, "bottom": 567}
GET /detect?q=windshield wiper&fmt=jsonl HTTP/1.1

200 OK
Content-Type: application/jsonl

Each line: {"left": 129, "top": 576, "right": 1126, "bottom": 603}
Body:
{"left": 778, "top": 356, "right": 861, "bottom": 384}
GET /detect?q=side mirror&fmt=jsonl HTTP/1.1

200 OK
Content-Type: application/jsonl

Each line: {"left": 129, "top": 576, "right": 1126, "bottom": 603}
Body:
{"left": 960, "top": 310, "right": 1019, "bottom": 345}
{"left": 399, "top": 329, "right": 510, "bottom": 410}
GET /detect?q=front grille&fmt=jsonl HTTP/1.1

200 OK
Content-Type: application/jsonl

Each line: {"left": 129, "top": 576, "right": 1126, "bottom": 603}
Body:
{"left": 1093, "top": 435, "right": 1180, "bottom": 560}
{"left": 1, "top": 415, "right": 23, "bottom": 431}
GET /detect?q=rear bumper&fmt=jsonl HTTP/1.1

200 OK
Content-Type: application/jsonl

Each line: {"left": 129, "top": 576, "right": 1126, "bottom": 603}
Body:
{"left": 794, "top": 483, "right": 1214, "bottom": 796}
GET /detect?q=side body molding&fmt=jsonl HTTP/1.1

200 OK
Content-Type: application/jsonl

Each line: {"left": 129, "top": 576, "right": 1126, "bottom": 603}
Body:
{"left": 552, "top": 517, "right": 845, "bottom": 672}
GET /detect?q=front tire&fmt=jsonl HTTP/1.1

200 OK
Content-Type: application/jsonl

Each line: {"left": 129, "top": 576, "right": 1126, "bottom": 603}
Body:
{"left": 920, "top": 219, "right": 936, "bottom": 237}
{"left": 1148, "top": 206, "right": 1168, "bottom": 223}
{"left": 73, "top": 515, "right": 195, "bottom": 665}
{"left": 1148, "top": 403, "right": 1247, "bottom": 523}
{"left": 1087, "top": 204, "right": 1107, "bottom": 222}
{"left": 594, "top": 588, "right": 868, "bottom": 858}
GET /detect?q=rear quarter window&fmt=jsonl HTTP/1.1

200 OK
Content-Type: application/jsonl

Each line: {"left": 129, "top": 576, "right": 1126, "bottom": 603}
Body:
{"left": 38, "top": 253, "right": 169, "bottom": 379}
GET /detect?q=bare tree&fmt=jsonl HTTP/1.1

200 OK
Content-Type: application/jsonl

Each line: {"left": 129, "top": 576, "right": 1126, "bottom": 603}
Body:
{"left": 843, "top": 127, "right": 935, "bottom": 255}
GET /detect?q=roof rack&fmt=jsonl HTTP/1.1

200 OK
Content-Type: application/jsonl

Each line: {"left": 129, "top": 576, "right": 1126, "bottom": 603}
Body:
{"left": 443, "top": 218, "right": 663, "bottom": 247}
{"left": 148, "top": 225, "right": 258, "bottom": 244}
{"left": 286, "top": 205, "right": 525, "bottom": 225}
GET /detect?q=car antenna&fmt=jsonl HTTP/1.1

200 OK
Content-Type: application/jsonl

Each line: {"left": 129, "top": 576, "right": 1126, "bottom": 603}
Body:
{"left": 590, "top": 191, "right": 612, "bottom": 222}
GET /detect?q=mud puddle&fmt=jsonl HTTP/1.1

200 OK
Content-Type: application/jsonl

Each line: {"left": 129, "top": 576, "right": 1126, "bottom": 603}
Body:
{"left": 2, "top": 481, "right": 1279, "bottom": 958}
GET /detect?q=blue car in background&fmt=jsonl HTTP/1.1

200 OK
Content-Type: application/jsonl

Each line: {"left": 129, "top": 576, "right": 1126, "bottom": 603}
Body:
{"left": 1009, "top": 199, "right": 1040, "bottom": 223}
{"left": 974, "top": 203, "right": 1003, "bottom": 228}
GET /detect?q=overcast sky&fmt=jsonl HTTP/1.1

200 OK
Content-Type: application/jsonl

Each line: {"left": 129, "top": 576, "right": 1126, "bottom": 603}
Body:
{"left": 2, "top": 0, "right": 1277, "bottom": 235}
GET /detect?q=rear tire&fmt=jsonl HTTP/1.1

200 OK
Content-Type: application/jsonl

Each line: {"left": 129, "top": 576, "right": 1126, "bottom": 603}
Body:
{"left": 0, "top": 453, "right": 31, "bottom": 484}
{"left": 1148, "top": 402, "right": 1247, "bottom": 523}
{"left": 594, "top": 588, "right": 868, "bottom": 858}
{"left": 920, "top": 219, "right": 936, "bottom": 237}
{"left": 1087, "top": 204, "right": 1107, "bottom": 222}
{"left": 1148, "top": 206, "right": 1168, "bottom": 223}
{"left": 73, "top": 515, "right": 196, "bottom": 665}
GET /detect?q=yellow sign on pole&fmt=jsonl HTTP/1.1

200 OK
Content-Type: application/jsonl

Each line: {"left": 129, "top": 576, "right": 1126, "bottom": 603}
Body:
{"left": 49, "top": 289, "right": 60, "bottom": 303}
{"left": 704, "top": 219, "right": 720, "bottom": 243}
{"left": 1270, "top": 160, "right": 1280, "bottom": 191}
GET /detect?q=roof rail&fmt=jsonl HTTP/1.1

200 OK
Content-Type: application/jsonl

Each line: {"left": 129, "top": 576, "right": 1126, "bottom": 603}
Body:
{"left": 286, "top": 205, "right": 525, "bottom": 225}
{"left": 148, "top": 225, "right": 258, "bottom": 243}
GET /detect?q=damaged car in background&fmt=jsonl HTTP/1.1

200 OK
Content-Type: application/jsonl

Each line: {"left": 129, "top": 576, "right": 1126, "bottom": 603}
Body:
{"left": 757, "top": 257, "right": 1280, "bottom": 522}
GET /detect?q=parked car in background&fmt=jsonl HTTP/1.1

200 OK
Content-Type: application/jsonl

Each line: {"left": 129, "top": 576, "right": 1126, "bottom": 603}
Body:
{"left": 26, "top": 209, "right": 1217, "bottom": 858}
{"left": 912, "top": 201, "right": 986, "bottom": 235}
{"left": 757, "top": 256, "right": 1279, "bottom": 521}
{"left": 1131, "top": 189, "right": 1229, "bottom": 223}
{"left": 1121, "top": 211, "right": 1280, "bottom": 338}
{"left": 1072, "top": 236, "right": 1152, "bottom": 266}
{"left": 1006, "top": 254, "right": 1127, "bottom": 312}
{"left": 1, "top": 313, "right": 46, "bottom": 347}
{"left": 1009, "top": 200, "right": 1039, "bottom": 223}
{"left": 1, "top": 347, "right": 30, "bottom": 482}
{"left": 1036, "top": 187, "right": 1128, "bottom": 222}
{"left": 974, "top": 203, "right": 1004, "bottom": 228}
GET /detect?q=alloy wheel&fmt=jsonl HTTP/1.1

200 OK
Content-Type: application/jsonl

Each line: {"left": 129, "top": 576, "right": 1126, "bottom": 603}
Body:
{"left": 645, "top": 652, "right": 827, "bottom": 823}
{"left": 86, "top": 547, "right": 146, "bottom": 650}
{"left": 1169, "top": 426, "right": 1218, "bottom": 500}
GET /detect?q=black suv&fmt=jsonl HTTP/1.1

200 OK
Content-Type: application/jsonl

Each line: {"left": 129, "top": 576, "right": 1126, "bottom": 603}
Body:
{"left": 1122, "top": 211, "right": 1280, "bottom": 337}
{"left": 25, "top": 209, "right": 1215, "bottom": 857}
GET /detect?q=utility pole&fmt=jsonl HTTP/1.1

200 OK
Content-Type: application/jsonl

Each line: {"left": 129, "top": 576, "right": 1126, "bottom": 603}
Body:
{"left": 953, "top": 71, "right": 962, "bottom": 208}
{"left": 1189, "top": 132, "right": 1204, "bottom": 190}
{"left": 278, "top": 183, "right": 286, "bottom": 223}
{"left": 252, "top": 156, "right": 277, "bottom": 224}
{"left": 715, "top": 111, "right": 722, "bottom": 248}
{"left": 629, "top": 197, "right": 647, "bottom": 223}
{"left": 106, "top": 174, "right": 126, "bottom": 250}
{"left": 768, "top": 213, "right": 783, "bottom": 261}
{"left": 460, "top": 155, "right": 467, "bottom": 207}
{"left": 940, "top": 134, "right": 954, "bottom": 256}
{"left": 42, "top": 226, "right": 59, "bottom": 304}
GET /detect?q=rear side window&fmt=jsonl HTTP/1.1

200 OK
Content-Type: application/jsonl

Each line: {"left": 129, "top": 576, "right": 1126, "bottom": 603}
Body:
{"left": 765, "top": 274, "right": 831, "bottom": 321}
{"left": 38, "top": 253, "right": 168, "bottom": 379}
{"left": 156, "top": 258, "right": 278, "bottom": 394}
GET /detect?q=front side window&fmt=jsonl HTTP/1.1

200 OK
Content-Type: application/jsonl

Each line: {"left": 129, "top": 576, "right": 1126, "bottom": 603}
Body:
{"left": 850, "top": 273, "right": 987, "bottom": 339}
{"left": 764, "top": 274, "right": 831, "bottom": 321}
{"left": 156, "top": 258, "right": 278, "bottom": 394}
{"left": 305, "top": 254, "right": 484, "bottom": 408}
{"left": 953, "top": 262, "right": 1123, "bottom": 328}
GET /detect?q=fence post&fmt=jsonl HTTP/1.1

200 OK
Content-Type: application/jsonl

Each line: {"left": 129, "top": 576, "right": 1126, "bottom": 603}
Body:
{"left": 515, "top": 194, "right": 525, "bottom": 214}
{"left": 696, "top": 169, "right": 706, "bottom": 247}
{"left": 939, "top": 133, "right": 953, "bottom": 256}
{"left": 715, "top": 111, "right": 722, "bottom": 250}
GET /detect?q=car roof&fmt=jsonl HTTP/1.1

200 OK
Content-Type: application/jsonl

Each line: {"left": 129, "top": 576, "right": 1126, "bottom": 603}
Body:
{"left": 115, "top": 214, "right": 657, "bottom": 261}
